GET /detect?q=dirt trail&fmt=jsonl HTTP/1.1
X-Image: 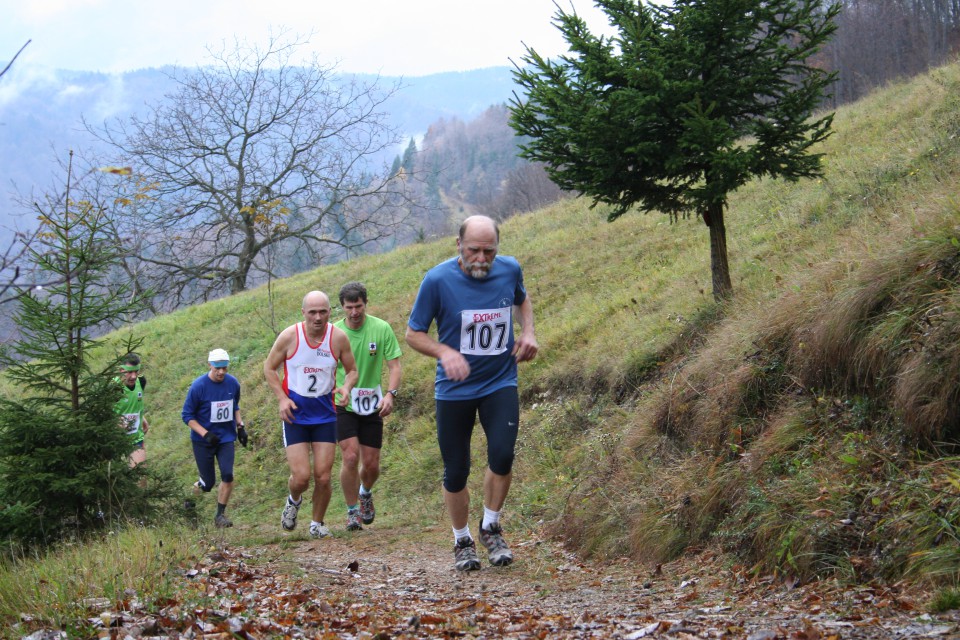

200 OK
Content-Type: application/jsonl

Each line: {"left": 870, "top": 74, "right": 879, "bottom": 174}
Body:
{"left": 242, "top": 524, "right": 955, "bottom": 639}
{"left": 30, "top": 523, "right": 958, "bottom": 639}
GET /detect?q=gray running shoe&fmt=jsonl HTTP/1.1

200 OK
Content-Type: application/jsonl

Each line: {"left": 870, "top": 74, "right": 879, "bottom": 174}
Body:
{"left": 478, "top": 521, "right": 514, "bottom": 566}
{"left": 453, "top": 537, "right": 481, "bottom": 571}
{"left": 214, "top": 513, "right": 233, "bottom": 528}
{"left": 309, "top": 522, "right": 331, "bottom": 539}
{"left": 346, "top": 509, "right": 363, "bottom": 531}
{"left": 281, "top": 500, "right": 299, "bottom": 531}
{"left": 359, "top": 491, "right": 375, "bottom": 525}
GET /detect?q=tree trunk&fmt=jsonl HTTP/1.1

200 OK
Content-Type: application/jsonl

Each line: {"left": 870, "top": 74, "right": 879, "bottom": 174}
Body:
{"left": 704, "top": 201, "right": 733, "bottom": 301}
{"left": 230, "top": 222, "right": 256, "bottom": 295}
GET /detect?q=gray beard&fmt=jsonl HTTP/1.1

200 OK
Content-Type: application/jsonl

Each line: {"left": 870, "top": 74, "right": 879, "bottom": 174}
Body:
{"left": 459, "top": 256, "right": 490, "bottom": 279}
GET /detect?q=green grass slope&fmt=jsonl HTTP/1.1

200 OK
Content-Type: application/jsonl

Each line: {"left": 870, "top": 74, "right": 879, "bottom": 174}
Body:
{"left": 543, "top": 61, "right": 960, "bottom": 582}
{"left": 5, "top": 58, "right": 960, "bottom": 609}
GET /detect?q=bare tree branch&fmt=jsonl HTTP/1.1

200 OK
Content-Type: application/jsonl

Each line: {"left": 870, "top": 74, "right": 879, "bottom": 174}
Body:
{"left": 0, "top": 40, "right": 30, "bottom": 80}
{"left": 86, "top": 30, "right": 417, "bottom": 308}
{"left": 0, "top": 40, "right": 42, "bottom": 306}
{"left": 0, "top": 227, "right": 42, "bottom": 304}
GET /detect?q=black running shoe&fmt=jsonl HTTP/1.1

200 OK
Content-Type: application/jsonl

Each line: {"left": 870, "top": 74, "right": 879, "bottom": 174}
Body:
{"left": 478, "top": 520, "right": 514, "bottom": 566}
{"left": 346, "top": 509, "right": 363, "bottom": 531}
{"left": 454, "top": 537, "right": 482, "bottom": 571}
{"left": 359, "top": 491, "right": 375, "bottom": 525}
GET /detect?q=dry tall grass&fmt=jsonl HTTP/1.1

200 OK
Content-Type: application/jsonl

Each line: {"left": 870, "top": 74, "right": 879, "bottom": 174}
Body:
{"left": 545, "top": 61, "right": 960, "bottom": 582}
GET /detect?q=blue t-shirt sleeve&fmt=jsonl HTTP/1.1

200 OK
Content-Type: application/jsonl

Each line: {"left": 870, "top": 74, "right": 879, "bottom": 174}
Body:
{"left": 181, "top": 381, "right": 199, "bottom": 424}
{"left": 513, "top": 260, "right": 527, "bottom": 305}
{"left": 408, "top": 273, "right": 438, "bottom": 333}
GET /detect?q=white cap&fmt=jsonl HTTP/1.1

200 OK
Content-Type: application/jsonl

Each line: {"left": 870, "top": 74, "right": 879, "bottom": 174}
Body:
{"left": 208, "top": 348, "right": 230, "bottom": 367}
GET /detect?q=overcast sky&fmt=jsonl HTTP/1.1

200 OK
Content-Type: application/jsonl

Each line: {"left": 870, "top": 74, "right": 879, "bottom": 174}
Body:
{"left": 2, "top": 0, "right": 617, "bottom": 77}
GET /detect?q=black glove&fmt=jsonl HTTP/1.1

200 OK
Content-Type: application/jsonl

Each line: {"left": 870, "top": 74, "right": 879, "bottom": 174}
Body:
{"left": 202, "top": 431, "right": 220, "bottom": 446}
{"left": 237, "top": 425, "right": 248, "bottom": 447}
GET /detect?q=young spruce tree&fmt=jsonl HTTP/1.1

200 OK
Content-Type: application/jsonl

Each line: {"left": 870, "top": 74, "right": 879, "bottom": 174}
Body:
{"left": 0, "top": 152, "right": 152, "bottom": 548}
{"left": 510, "top": 0, "right": 840, "bottom": 300}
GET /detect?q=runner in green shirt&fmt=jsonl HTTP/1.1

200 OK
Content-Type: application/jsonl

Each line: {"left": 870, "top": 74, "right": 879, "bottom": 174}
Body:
{"left": 334, "top": 282, "right": 402, "bottom": 531}
{"left": 115, "top": 352, "right": 150, "bottom": 468}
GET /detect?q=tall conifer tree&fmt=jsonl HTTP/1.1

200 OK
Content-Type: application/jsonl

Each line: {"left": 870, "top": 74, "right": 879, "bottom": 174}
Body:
{"left": 511, "top": 0, "right": 840, "bottom": 299}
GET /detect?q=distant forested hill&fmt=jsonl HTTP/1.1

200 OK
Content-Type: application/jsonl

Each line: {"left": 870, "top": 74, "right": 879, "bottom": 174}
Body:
{"left": 0, "top": 65, "right": 518, "bottom": 234}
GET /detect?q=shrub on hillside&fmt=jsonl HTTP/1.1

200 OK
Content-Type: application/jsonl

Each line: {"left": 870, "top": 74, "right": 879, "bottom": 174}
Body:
{"left": 0, "top": 154, "right": 178, "bottom": 552}
{"left": 0, "top": 373, "right": 144, "bottom": 547}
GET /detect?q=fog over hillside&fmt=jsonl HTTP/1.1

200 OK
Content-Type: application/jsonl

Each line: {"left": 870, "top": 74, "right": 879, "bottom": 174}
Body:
{"left": 0, "top": 65, "right": 516, "bottom": 238}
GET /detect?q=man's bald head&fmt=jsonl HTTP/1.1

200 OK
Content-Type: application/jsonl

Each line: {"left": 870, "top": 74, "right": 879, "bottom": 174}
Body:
{"left": 302, "top": 290, "right": 330, "bottom": 311}
{"left": 459, "top": 215, "right": 499, "bottom": 243}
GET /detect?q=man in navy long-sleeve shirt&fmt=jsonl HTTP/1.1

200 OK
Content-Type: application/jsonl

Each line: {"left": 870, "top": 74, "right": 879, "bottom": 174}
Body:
{"left": 182, "top": 348, "right": 245, "bottom": 528}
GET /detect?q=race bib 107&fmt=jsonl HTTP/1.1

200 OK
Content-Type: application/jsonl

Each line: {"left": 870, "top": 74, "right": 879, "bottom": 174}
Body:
{"left": 459, "top": 308, "right": 510, "bottom": 356}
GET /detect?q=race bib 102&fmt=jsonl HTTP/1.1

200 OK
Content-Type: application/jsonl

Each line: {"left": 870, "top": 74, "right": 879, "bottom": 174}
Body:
{"left": 351, "top": 386, "right": 383, "bottom": 416}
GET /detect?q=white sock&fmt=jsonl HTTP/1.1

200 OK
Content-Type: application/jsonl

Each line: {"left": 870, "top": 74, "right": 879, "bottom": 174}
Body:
{"left": 453, "top": 524, "right": 472, "bottom": 543}
{"left": 288, "top": 495, "right": 302, "bottom": 506}
{"left": 482, "top": 506, "right": 501, "bottom": 530}
{"left": 359, "top": 484, "right": 371, "bottom": 496}
{"left": 311, "top": 520, "right": 324, "bottom": 528}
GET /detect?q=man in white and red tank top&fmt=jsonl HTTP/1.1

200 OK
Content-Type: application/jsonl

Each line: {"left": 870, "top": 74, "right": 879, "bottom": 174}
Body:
{"left": 265, "top": 290, "right": 358, "bottom": 539}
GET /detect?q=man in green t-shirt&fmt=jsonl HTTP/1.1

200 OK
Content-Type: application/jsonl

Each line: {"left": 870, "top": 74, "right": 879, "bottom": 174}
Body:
{"left": 115, "top": 352, "right": 150, "bottom": 468}
{"left": 334, "top": 282, "right": 402, "bottom": 531}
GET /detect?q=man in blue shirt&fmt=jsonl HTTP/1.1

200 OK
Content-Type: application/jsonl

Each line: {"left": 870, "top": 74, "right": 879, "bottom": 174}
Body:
{"left": 182, "top": 348, "right": 246, "bottom": 528}
{"left": 406, "top": 215, "right": 538, "bottom": 571}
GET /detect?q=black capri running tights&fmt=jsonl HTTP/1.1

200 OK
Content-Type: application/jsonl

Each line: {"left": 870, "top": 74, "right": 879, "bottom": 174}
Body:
{"left": 436, "top": 385, "right": 519, "bottom": 493}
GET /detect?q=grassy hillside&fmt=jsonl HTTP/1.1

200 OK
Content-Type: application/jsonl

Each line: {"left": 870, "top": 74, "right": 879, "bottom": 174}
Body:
{"left": 4, "top": 58, "right": 960, "bottom": 626}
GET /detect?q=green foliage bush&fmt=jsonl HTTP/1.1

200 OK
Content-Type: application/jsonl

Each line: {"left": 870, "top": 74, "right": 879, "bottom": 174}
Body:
{"left": 0, "top": 376, "right": 135, "bottom": 545}
{"left": 0, "top": 156, "right": 179, "bottom": 552}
